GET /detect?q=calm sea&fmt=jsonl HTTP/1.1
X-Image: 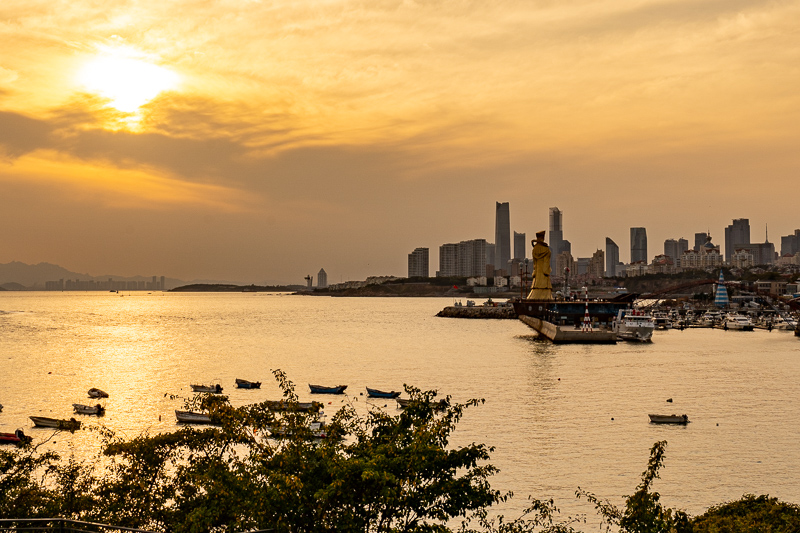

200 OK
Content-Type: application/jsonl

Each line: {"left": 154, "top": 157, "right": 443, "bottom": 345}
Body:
{"left": 1, "top": 292, "right": 799, "bottom": 521}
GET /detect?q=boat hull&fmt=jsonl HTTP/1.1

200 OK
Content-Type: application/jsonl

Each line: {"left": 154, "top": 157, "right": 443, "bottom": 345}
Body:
{"left": 264, "top": 400, "right": 322, "bottom": 412}
{"left": 513, "top": 298, "right": 631, "bottom": 326}
{"left": 235, "top": 379, "right": 261, "bottom": 389}
{"left": 175, "top": 410, "right": 217, "bottom": 424}
{"left": 309, "top": 384, "right": 347, "bottom": 394}
{"left": 72, "top": 404, "right": 105, "bottom": 416}
{"left": 191, "top": 384, "right": 224, "bottom": 393}
{"left": 648, "top": 414, "right": 689, "bottom": 424}
{"left": 366, "top": 387, "right": 401, "bottom": 399}
{"left": 87, "top": 388, "right": 109, "bottom": 398}
{"left": 29, "top": 417, "right": 81, "bottom": 430}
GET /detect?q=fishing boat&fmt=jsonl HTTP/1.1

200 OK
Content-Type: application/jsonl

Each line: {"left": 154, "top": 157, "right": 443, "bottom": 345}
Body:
{"left": 366, "top": 387, "right": 401, "bottom": 399}
{"left": 72, "top": 403, "right": 105, "bottom": 416}
{"left": 396, "top": 398, "right": 448, "bottom": 411}
{"left": 309, "top": 384, "right": 347, "bottom": 394}
{"left": 190, "top": 383, "right": 224, "bottom": 393}
{"left": 175, "top": 410, "right": 217, "bottom": 424}
{"left": 0, "top": 429, "right": 31, "bottom": 446}
{"left": 264, "top": 400, "right": 323, "bottom": 412}
{"left": 88, "top": 388, "right": 109, "bottom": 398}
{"left": 29, "top": 417, "right": 81, "bottom": 431}
{"left": 648, "top": 414, "right": 689, "bottom": 424}
{"left": 269, "top": 420, "right": 330, "bottom": 439}
{"left": 613, "top": 309, "right": 655, "bottom": 342}
{"left": 235, "top": 378, "right": 261, "bottom": 389}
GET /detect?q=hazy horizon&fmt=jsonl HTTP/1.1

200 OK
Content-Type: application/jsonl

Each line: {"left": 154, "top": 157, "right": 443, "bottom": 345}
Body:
{"left": 2, "top": 1, "right": 799, "bottom": 285}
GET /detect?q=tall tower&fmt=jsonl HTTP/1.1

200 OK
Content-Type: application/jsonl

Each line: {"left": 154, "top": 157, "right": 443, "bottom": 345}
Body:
{"left": 513, "top": 231, "right": 526, "bottom": 260}
{"left": 317, "top": 268, "right": 328, "bottom": 288}
{"left": 407, "top": 248, "right": 429, "bottom": 278}
{"left": 630, "top": 227, "right": 648, "bottom": 263}
{"left": 605, "top": 237, "right": 619, "bottom": 277}
{"left": 724, "top": 218, "right": 750, "bottom": 262}
{"left": 494, "top": 202, "right": 510, "bottom": 272}
{"left": 549, "top": 207, "right": 564, "bottom": 273}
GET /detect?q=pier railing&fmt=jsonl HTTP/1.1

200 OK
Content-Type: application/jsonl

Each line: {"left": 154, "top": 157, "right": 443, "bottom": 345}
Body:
{"left": 0, "top": 519, "right": 273, "bottom": 533}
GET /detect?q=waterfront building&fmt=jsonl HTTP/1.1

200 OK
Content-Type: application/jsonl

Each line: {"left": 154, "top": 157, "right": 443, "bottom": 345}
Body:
{"left": 437, "top": 243, "right": 459, "bottom": 277}
{"left": 437, "top": 239, "right": 488, "bottom": 278}
{"left": 407, "top": 248, "right": 429, "bottom": 278}
{"left": 495, "top": 202, "right": 510, "bottom": 271}
{"left": 630, "top": 227, "right": 647, "bottom": 264}
{"left": 605, "top": 237, "right": 619, "bottom": 278}
{"left": 513, "top": 231, "right": 526, "bottom": 261}
{"left": 724, "top": 218, "right": 750, "bottom": 262}
{"left": 317, "top": 268, "right": 328, "bottom": 288}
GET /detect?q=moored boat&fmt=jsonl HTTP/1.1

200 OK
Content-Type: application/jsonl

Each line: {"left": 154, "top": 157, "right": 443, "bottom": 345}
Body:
{"left": 29, "top": 416, "right": 81, "bottom": 431}
{"left": 648, "top": 414, "right": 689, "bottom": 424}
{"left": 396, "top": 398, "right": 448, "bottom": 411}
{"left": 264, "top": 400, "right": 323, "bottom": 412}
{"left": 269, "top": 420, "right": 330, "bottom": 439}
{"left": 191, "top": 383, "right": 224, "bottom": 393}
{"left": 309, "top": 384, "right": 347, "bottom": 394}
{"left": 72, "top": 403, "right": 105, "bottom": 416}
{"left": 88, "top": 388, "right": 109, "bottom": 398}
{"left": 0, "top": 429, "right": 31, "bottom": 446}
{"left": 723, "top": 313, "right": 754, "bottom": 331}
{"left": 235, "top": 378, "right": 261, "bottom": 389}
{"left": 366, "top": 387, "right": 401, "bottom": 399}
{"left": 175, "top": 410, "right": 217, "bottom": 424}
{"left": 613, "top": 309, "right": 655, "bottom": 342}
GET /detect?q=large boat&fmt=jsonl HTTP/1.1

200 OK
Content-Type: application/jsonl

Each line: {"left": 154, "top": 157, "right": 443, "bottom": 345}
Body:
{"left": 613, "top": 310, "right": 655, "bottom": 342}
{"left": 29, "top": 417, "right": 81, "bottom": 431}
{"left": 309, "top": 384, "right": 347, "bottom": 394}
{"left": 512, "top": 295, "right": 634, "bottom": 328}
{"left": 723, "top": 313, "right": 754, "bottom": 331}
{"left": 648, "top": 414, "right": 689, "bottom": 424}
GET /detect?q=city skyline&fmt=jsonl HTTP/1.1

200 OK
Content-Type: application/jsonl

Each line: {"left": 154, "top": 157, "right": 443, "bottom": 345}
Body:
{"left": 2, "top": 2, "right": 800, "bottom": 284}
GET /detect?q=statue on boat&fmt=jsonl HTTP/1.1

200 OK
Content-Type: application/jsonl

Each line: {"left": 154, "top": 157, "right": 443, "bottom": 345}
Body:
{"left": 526, "top": 230, "right": 552, "bottom": 300}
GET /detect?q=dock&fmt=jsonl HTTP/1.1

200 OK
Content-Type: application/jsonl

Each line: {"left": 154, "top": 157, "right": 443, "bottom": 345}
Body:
{"left": 519, "top": 316, "right": 617, "bottom": 344}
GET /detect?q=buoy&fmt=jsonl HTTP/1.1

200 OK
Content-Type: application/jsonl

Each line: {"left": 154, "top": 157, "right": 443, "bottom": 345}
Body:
{"left": 158, "top": 415, "right": 161, "bottom": 421}
{"left": 666, "top": 398, "right": 673, "bottom": 403}
{"left": 558, "top": 378, "right": 561, "bottom": 381}
{"left": 611, "top": 417, "right": 614, "bottom": 421}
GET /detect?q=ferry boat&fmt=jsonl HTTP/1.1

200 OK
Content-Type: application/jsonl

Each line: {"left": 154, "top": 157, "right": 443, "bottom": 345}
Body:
{"left": 511, "top": 295, "right": 634, "bottom": 328}
{"left": 613, "top": 309, "right": 655, "bottom": 342}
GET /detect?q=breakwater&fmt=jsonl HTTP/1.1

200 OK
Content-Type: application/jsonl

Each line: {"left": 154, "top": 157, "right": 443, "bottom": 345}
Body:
{"left": 436, "top": 305, "right": 517, "bottom": 319}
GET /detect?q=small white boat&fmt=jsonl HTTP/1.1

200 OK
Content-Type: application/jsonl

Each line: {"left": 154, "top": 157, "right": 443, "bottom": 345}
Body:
{"left": 648, "top": 414, "right": 689, "bottom": 424}
{"left": 723, "top": 313, "right": 754, "bottom": 331}
{"left": 175, "top": 410, "right": 217, "bottom": 424}
{"left": 29, "top": 416, "right": 81, "bottom": 430}
{"left": 190, "top": 383, "right": 223, "bottom": 393}
{"left": 613, "top": 309, "right": 655, "bottom": 342}
{"left": 88, "top": 388, "right": 109, "bottom": 398}
{"left": 72, "top": 403, "right": 105, "bottom": 416}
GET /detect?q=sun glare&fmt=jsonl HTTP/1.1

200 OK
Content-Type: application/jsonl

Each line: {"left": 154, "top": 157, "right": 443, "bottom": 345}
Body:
{"left": 78, "top": 48, "right": 179, "bottom": 113}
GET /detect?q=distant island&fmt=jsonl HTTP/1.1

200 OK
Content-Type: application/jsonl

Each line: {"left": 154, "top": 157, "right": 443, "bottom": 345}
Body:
{"left": 170, "top": 284, "right": 305, "bottom": 292}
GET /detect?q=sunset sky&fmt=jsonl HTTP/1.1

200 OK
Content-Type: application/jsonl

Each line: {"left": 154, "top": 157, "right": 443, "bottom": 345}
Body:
{"left": 1, "top": 0, "right": 799, "bottom": 284}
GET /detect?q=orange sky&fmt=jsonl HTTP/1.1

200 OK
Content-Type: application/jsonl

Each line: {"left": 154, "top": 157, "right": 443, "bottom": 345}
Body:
{"left": 1, "top": 0, "right": 799, "bottom": 283}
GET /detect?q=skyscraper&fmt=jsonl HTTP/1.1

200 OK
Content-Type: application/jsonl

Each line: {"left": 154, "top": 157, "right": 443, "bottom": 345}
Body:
{"left": 724, "top": 218, "right": 750, "bottom": 262}
{"left": 317, "top": 268, "right": 328, "bottom": 288}
{"left": 694, "top": 233, "right": 708, "bottom": 251}
{"left": 605, "top": 237, "right": 619, "bottom": 277}
{"left": 437, "top": 243, "right": 459, "bottom": 277}
{"left": 549, "top": 207, "right": 565, "bottom": 273}
{"left": 407, "top": 248, "right": 429, "bottom": 278}
{"left": 630, "top": 227, "right": 648, "bottom": 263}
{"left": 494, "top": 202, "right": 510, "bottom": 272}
{"left": 513, "top": 231, "right": 526, "bottom": 261}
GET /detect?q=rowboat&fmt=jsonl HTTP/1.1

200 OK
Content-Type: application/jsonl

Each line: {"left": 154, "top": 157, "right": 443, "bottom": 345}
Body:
{"left": 309, "top": 384, "right": 347, "bottom": 394}
{"left": 396, "top": 398, "right": 448, "bottom": 411}
{"left": 235, "top": 378, "right": 261, "bottom": 389}
{"left": 88, "top": 388, "right": 109, "bottom": 398}
{"left": 366, "top": 387, "right": 401, "bottom": 399}
{"left": 29, "top": 417, "right": 81, "bottom": 431}
{"left": 269, "top": 420, "right": 330, "bottom": 439}
{"left": 264, "top": 400, "right": 323, "bottom": 412}
{"left": 648, "top": 414, "right": 690, "bottom": 424}
{"left": 0, "top": 429, "right": 31, "bottom": 446}
{"left": 73, "top": 403, "right": 105, "bottom": 416}
{"left": 175, "top": 410, "right": 218, "bottom": 424}
{"left": 190, "top": 384, "right": 223, "bottom": 393}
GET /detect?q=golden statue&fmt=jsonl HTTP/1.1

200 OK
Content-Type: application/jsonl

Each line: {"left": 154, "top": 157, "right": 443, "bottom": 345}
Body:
{"left": 526, "top": 230, "right": 552, "bottom": 300}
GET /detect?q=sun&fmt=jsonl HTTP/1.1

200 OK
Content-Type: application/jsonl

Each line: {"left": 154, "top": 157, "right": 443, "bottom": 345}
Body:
{"left": 78, "top": 47, "right": 179, "bottom": 113}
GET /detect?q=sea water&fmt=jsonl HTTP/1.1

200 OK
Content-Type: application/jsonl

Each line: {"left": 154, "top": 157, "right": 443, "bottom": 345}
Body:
{"left": 1, "top": 291, "right": 799, "bottom": 521}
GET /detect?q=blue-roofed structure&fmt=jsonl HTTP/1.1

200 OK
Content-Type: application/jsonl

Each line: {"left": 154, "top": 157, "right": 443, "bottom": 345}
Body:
{"left": 714, "top": 271, "right": 729, "bottom": 307}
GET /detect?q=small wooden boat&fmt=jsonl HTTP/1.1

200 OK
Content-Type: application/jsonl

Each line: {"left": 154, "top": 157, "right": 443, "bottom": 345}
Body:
{"left": 309, "top": 384, "right": 347, "bottom": 394}
{"left": 29, "top": 417, "right": 81, "bottom": 431}
{"left": 0, "top": 429, "right": 31, "bottom": 446}
{"left": 73, "top": 403, "right": 105, "bottom": 416}
{"left": 88, "top": 388, "right": 109, "bottom": 398}
{"left": 366, "top": 387, "right": 401, "bottom": 399}
{"left": 648, "top": 414, "right": 689, "bottom": 424}
{"left": 269, "top": 420, "right": 330, "bottom": 439}
{"left": 190, "top": 383, "right": 223, "bottom": 393}
{"left": 264, "top": 400, "right": 323, "bottom": 412}
{"left": 235, "top": 378, "right": 261, "bottom": 389}
{"left": 396, "top": 398, "right": 448, "bottom": 410}
{"left": 175, "top": 410, "right": 218, "bottom": 424}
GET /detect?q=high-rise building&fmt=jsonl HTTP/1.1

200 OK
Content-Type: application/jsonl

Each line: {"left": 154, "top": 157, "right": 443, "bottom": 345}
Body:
{"left": 780, "top": 229, "right": 800, "bottom": 257}
{"left": 437, "top": 240, "right": 487, "bottom": 278}
{"left": 694, "top": 233, "right": 708, "bottom": 251}
{"left": 589, "top": 249, "right": 605, "bottom": 278}
{"left": 407, "top": 248, "right": 429, "bottom": 278}
{"left": 630, "top": 227, "right": 648, "bottom": 264}
{"left": 317, "top": 268, "right": 328, "bottom": 288}
{"left": 663, "top": 238, "right": 688, "bottom": 265}
{"left": 605, "top": 237, "right": 619, "bottom": 277}
{"left": 438, "top": 243, "right": 459, "bottom": 277}
{"left": 513, "top": 231, "right": 526, "bottom": 261}
{"left": 494, "top": 202, "right": 510, "bottom": 271}
{"left": 724, "top": 218, "right": 750, "bottom": 262}
{"left": 549, "top": 207, "right": 568, "bottom": 273}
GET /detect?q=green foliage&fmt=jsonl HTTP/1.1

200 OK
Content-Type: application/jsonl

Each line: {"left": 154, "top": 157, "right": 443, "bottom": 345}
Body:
{"left": 691, "top": 494, "right": 800, "bottom": 533}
